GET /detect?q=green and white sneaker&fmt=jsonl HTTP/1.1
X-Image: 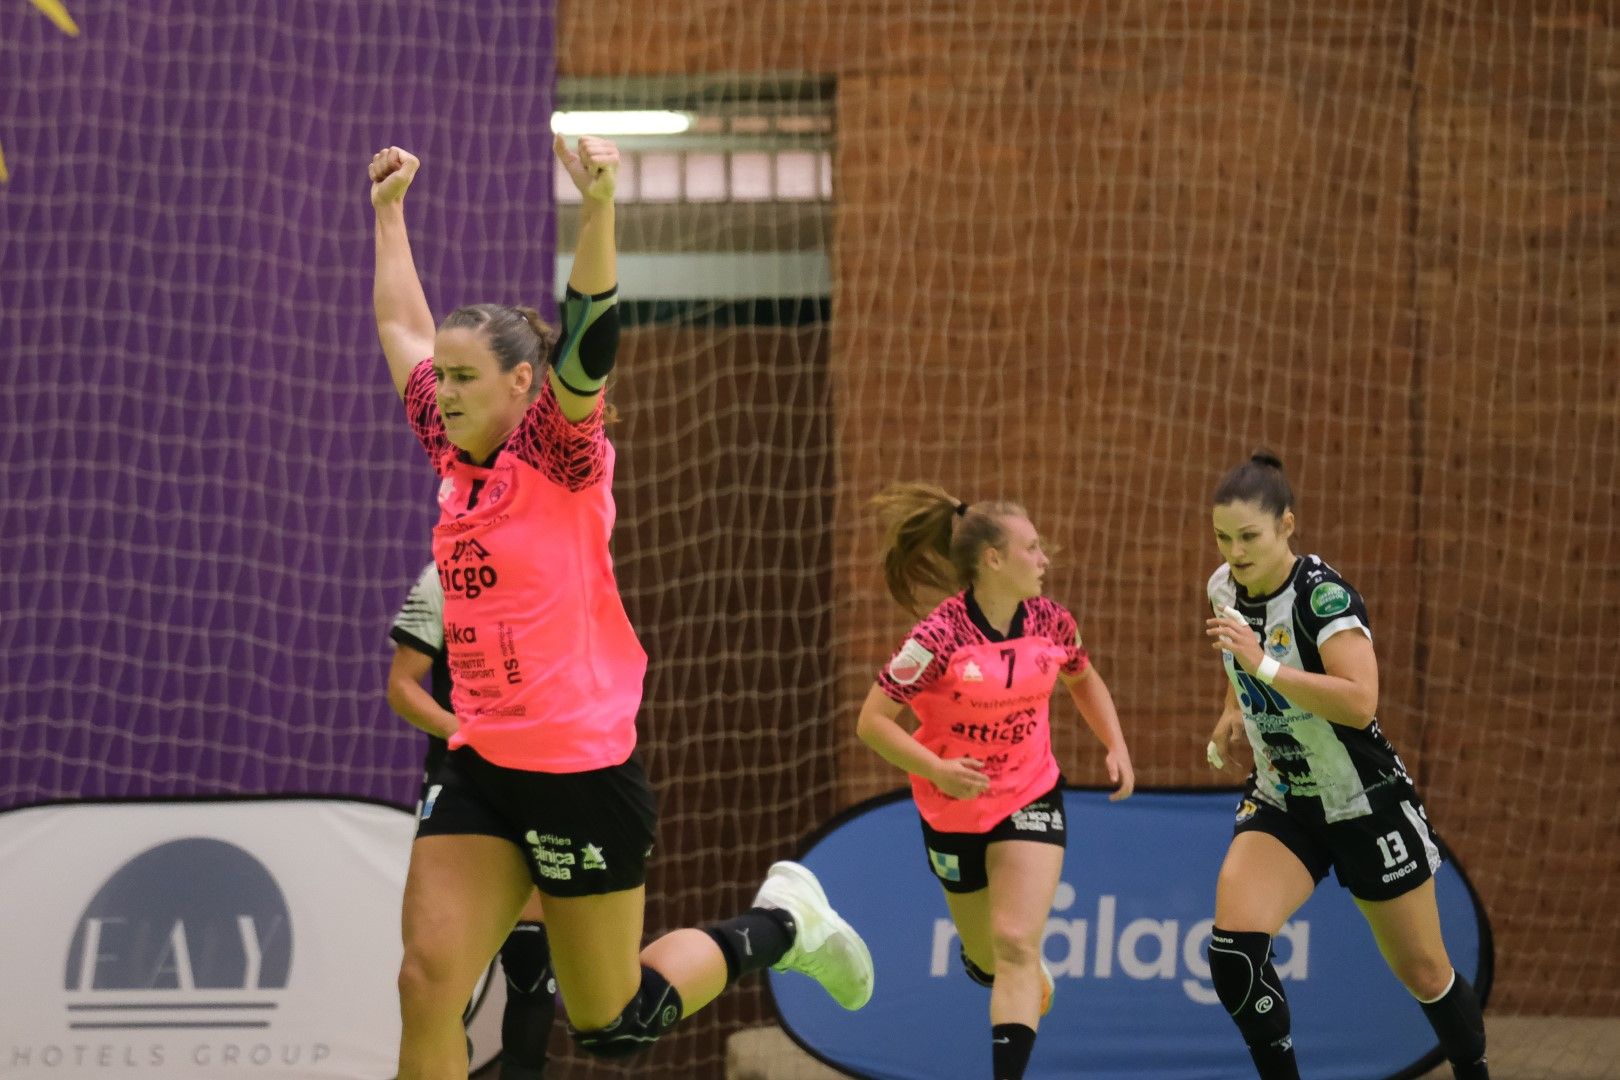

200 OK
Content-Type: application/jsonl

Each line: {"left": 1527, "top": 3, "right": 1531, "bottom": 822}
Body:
{"left": 751, "top": 860, "right": 874, "bottom": 1010}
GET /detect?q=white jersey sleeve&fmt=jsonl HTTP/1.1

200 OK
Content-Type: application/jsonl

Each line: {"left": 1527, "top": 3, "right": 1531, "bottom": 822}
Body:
{"left": 389, "top": 563, "right": 445, "bottom": 656}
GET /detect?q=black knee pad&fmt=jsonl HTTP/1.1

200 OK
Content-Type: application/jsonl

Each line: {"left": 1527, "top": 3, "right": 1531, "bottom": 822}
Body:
{"left": 569, "top": 966, "right": 683, "bottom": 1059}
{"left": 961, "top": 944, "right": 995, "bottom": 987}
{"left": 1208, "top": 928, "right": 1293, "bottom": 1050}
{"left": 500, "top": 922, "right": 553, "bottom": 996}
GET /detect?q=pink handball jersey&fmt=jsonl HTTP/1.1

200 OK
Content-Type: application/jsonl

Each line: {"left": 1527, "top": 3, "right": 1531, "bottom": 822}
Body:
{"left": 877, "top": 592, "right": 1089, "bottom": 833}
{"left": 405, "top": 360, "right": 648, "bottom": 772}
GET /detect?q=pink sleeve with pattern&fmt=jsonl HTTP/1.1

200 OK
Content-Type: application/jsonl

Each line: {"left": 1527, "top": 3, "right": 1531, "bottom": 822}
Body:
{"left": 876, "top": 610, "right": 958, "bottom": 704}
{"left": 506, "top": 381, "right": 609, "bottom": 491}
{"left": 1032, "top": 598, "right": 1091, "bottom": 676}
{"left": 403, "top": 359, "right": 451, "bottom": 471}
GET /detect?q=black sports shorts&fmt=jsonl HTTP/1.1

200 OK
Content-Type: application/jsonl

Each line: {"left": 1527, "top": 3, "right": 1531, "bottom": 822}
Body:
{"left": 417, "top": 745, "right": 657, "bottom": 898}
{"left": 1232, "top": 780, "right": 1443, "bottom": 902}
{"left": 919, "top": 782, "right": 1068, "bottom": 894}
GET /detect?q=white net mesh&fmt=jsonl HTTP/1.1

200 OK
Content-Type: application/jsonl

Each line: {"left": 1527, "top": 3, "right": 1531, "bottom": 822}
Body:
{"left": 568, "top": 8, "right": 1618, "bottom": 1072}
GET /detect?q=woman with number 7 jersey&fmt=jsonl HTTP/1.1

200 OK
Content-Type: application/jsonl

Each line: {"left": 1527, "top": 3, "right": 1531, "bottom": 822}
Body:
{"left": 1201, "top": 450, "right": 1488, "bottom": 1080}
{"left": 856, "top": 483, "right": 1134, "bottom": 1080}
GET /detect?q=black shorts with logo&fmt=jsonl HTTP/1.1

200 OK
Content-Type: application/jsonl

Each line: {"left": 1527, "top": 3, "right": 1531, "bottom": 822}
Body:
{"left": 1232, "top": 779, "right": 1443, "bottom": 902}
{"left": 919, "top": 782, "right": 1068, "bottom": 894}
{"left": 417, "top": 745, "right": 658, "bottom": 898}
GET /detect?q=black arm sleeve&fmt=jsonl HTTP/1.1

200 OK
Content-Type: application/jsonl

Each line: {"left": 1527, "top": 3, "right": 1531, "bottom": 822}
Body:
{"left": 549, "top": 285, "right": 620, "bottom": 395}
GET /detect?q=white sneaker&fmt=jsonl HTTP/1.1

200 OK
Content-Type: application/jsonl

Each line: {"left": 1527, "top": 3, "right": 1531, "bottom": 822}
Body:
{"left": 751, "top": 860, "right": 874, "bottom": 1010}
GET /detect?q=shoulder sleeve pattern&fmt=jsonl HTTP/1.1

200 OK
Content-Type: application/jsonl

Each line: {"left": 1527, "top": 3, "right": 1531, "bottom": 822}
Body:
{"left": 1029, "top": 598, "right": 1091, "bottom": 676}
{"left": 1296, "top": 556, "right": 1372, "bottom": 646}
{"left": 506, "top": 380, "right": 609, "bottom": 492}
{"left": 403, "top": 359, "right": 451, "bottom": 470}
{"left": 876, "top": 603, "right": 962, "bottom": 704}
{"left": 389, "top": 563, "right": 445, "bottom": 653}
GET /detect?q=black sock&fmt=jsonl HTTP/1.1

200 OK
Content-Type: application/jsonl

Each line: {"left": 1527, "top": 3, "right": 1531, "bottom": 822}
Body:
{"left": 1210, "top": 927, "right": 1299, "bottom": 1080}
{"left": 497, "top": 1054, "right": 547, "bottom": 1080}
{"left": 991, "top": 1023, "right": 1035, "bottom": 1080}
{"left": 498, "top": 922, "right": 554, "bottom": 1079}
{"left": 1247, "top": 1035, "right": 1301, "bottom": 1080}
{"left": 704, "top": 907, "right": 794, "bottom": 985}
{"left": 1419, "top": 971, "right": 1489, "bottom": 1079}
{"left": 497, "top": 976, "right": 554, "bottom": 1079}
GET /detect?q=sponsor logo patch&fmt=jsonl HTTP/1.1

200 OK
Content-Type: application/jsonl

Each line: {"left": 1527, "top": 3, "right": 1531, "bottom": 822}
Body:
{"left": 526, "top": 831, "right": 576, "bottom": 882}
{"left": 888, "top": 638, "right": 934, "bottom": 686}
{"left": 1235, "top": 798, "right": 1259, "bottom": 824}
{"left": 1310, "top": 581, "right": 1352, "bottom": 618}
{"left": 1010, "top": 807, "right": 1061, "bottom": 833}
{"left": 928, "top": 848, "right": 961, "bottom": 882}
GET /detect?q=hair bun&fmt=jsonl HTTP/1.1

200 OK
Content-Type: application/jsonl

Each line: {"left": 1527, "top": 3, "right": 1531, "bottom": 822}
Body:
{"left": 1250, "top": 448, "right": 1284, "bottom": 470}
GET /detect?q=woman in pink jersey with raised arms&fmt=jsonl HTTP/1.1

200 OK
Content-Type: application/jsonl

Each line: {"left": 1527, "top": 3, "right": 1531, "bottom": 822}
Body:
{"left": 856, "top": 484, "right": 1135, "bottom": 1080}
{"left": 369, "top": 138, "right": 872, "bottom": 1079}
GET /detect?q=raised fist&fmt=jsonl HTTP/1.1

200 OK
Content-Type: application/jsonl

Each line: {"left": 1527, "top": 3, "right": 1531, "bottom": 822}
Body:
{"left": 369, "top": 146, "right": 420, "bottom": 209}
{"left": 553, "top": 134, "right": 619, "bottom": 204}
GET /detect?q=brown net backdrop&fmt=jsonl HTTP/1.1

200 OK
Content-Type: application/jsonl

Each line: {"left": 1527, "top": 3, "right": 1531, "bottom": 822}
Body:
{"left": 559, "top": 2, "right": 1616, "bottom": 1076}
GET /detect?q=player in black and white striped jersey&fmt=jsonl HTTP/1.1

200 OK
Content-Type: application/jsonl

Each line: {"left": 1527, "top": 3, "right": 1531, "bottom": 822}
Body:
{"left": 387, "top": 563, "right": 555, "bottom": 1080}
{"left": 1200, "top": 451, "right": 1488, "bottom": 1080}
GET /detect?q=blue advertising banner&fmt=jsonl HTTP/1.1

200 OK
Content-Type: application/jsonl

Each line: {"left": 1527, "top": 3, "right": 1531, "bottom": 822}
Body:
{"left": 770, "top": 789, "right": 1490, "bottom": 1080}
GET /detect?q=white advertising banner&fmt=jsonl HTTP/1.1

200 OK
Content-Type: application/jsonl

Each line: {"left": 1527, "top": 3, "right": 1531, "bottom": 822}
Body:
{"left": 0, "top": 798, "right": 421, "bottom": 1079}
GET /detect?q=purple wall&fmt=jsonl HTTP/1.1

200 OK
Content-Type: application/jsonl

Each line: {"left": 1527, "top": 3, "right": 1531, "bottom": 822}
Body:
{"left": 1, "top": 2, "right": 556, "bottom": 808}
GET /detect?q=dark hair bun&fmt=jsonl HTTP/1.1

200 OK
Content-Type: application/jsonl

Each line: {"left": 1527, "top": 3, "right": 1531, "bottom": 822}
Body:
{"left": 1250, "top": 448, "right": 1284, "bottom": 470}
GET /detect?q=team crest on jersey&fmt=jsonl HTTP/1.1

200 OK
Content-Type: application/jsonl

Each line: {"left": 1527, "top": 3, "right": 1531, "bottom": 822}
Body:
{"left": 1310, "top": 581, "right": 1351, "bottom": 617}
{"left": 959, "top": 659, "right": 984, "bottom": 683}
{"left": 1266, "top": 625, "right": 1292, "bottom": 658}
{"left": 1235, "top": 798, "right": 1258, "bottom": 824}
{"left": 484, "top": 477, "right": 509, "bottom": 506}
{"left": 887, "top": 638, "right": 934, "bottom": 686}
{"left": 1035, "top": 653, "right": 1053, "bottom": 675}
